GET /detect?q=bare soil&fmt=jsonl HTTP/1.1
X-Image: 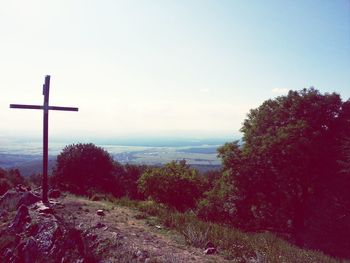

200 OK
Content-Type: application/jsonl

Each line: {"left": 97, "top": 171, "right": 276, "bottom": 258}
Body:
{"left": 50, "top": 195, "right": 230, "bottom": 262}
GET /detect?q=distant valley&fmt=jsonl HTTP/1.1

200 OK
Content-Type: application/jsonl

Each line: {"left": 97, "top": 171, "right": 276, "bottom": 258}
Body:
{"left": 0, "top": 138, "right": 225, "bottom": 176}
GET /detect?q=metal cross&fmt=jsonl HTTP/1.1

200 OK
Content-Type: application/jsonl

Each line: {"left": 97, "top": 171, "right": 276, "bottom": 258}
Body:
{"left": 10, "top": 75, "right": 78, "bottom": 203}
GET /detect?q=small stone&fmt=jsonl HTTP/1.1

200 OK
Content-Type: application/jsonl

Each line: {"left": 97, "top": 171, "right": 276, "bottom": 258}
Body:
{"left": 96, "top": 209, "right": 105, "bottom": 216}
{"left": 16, "top": 184, "right": 27, "bottom": 192}
{"left": 205, "top": 241, "right": 215, "bottom": 249}
{"left": 38, "top": 206, "right": 53, "bottom": 214}
{"left": 86, "top": 233, "right": 98, "bottom": 241}
{"left": 135, "top": 250, "right": 149, "bottom": 260}
{"left": 204, "top": 247, "right": 217, "bottom": 255}
{"left": 96, "top": 222, "right": 105, "bottom": 228}
{"left": 4, "top": 248, "right": 13, "bottom": 259}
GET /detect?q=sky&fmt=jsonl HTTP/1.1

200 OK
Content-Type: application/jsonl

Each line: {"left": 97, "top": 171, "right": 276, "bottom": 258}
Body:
{"left": 1, "top": 0, "right": 349, "bottom": 142}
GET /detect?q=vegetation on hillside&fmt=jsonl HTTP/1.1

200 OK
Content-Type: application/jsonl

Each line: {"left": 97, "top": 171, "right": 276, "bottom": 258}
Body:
{"left": 3, "top": 87, "right": 347, "bottom": 260}
{"left": 0, "top": 168, "right": 25, "bottom": 195}
{"left": 198, "top": 88, "right": 350, "bottom": 258}
{"left": 51, "top": 143, "right": 146, "bottom": 199}
{"left": 114, "top": 197, "right": 340, "bottom": 263}
{"left": 138, "top": 160, "right": 204, "bottom": 211}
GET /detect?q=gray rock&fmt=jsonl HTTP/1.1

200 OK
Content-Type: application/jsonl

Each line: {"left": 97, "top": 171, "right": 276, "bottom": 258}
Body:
{"left": 38, "top": 206, "right": 54, "bottom": 214}
{"left": 3, "top": 248, "right": 13, "bottom": 259}
{"left": 0, "top": 190, "right": 23, "bottom": 211}
{"left": 205, "top": 241, "right": 215, "bottom": 249}
{"left": 35, "top": 218, "right": 60, "bottom": 252}
{"left": 17, "top": 191, "right": 41, "bottom": 208}
{"left": 135, "top": 250, "right": 149, "bottom": 261}
{"left": 26, "top": 222, "right": 39, "bottom": 236}
{"left": 22, "top": 237, "right": 38, "bottom": 263}
{"left": 96, "top": 222, "right": 106, "bottom": 228}
{"left": 9, "top": 205, "right": 31, "bottom": 232}
{"left": 204, "top": 247, "right": 217, "bottom": 255}
{"left": 96, "top": 209, "right": 105, "bottom": 216}
{"left": 15, "top": 184, "right": 27, "bottom": 192}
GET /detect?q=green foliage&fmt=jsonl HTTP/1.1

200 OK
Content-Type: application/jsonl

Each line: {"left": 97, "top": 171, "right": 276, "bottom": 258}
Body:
{"left": 27, "top": 173, "right": 42, "bottom": 187}
{"left": 0, "top": 178, "right": 11, "bottom": 196}
{"left": 236, "top": 89, "right": 349, "bottom": 234}
{"left": 52, "top": 143, "right": 118, "bottom": 196}
{"left": 116, "top": 164, "right": 147, "bottom": 200}
{"left": 137, "top": 160, "right": 203, "bottom": 211}
{"left": 115, "top": 197, "right": 338, "bottom": 263}
{"left": 199, "top": 88, "right": 350, "bottom": 258}
{"left": 197, "top": 171, "right": 236, "bottom": 224}
{"left": 0, "top": 167, "right": 25, "bottom": 195}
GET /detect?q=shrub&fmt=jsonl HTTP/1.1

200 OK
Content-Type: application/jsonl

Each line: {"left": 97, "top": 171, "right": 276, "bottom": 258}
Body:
{"left": 137, "top": 160, "right": 203, "bottom": 211}
{"left": 0, "top": 168, "right": 25, "bottom": 196}
{"left": 52, "top": 143, "right": 118, "bottom": 196}
{"left": 116, "top": 164, "right": 147, "bottom": 200}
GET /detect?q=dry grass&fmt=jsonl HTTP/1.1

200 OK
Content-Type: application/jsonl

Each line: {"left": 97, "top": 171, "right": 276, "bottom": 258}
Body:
{"left": 113, "top": 198, "right": 344, "bottom": 263}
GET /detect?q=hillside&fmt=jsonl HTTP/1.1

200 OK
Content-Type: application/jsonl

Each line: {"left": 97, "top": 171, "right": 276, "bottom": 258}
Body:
{"left": 0, "top": 190, "right": 232, "bottom": 262}
{"left": 0, "top": 188, "right": 342, "bottom": 263}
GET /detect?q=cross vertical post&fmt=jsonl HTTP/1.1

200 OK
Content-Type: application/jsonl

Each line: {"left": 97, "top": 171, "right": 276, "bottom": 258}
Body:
{"left": 10, "top": 75, "right": 78, "bottom": 204}
{"left": 42, "top": 75, "right": 50, "bottom": 203}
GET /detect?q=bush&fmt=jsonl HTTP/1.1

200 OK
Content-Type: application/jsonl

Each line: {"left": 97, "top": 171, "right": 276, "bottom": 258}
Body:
{"left": 0, "top": 168, "right": 25, "bottom": 196}
{"left": 52, "top": 143, "right": 118, "bottom": 196}
{"left": 137, "top": 160, "right": 203, "bottom": 211}
{"left": 197, "top": 172, "right": 236, "bottom": 224}
{"left": 116, "top": 164, "right": 147, "bottom": 200}
{"left": 202, "top": 88, "right": 350, "bottom": 258}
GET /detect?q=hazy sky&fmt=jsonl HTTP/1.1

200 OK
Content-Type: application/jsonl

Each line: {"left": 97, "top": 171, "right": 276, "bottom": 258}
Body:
{"left": 1, "top": 0, "right": 349, "bottom": 141}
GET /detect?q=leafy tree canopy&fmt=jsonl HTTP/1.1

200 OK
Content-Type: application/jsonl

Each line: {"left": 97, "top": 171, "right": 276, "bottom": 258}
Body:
{"left": 52, "top": 143, "right": 118, "bottom": 196}
{"left": 0, "top": 168, "right": 25, "bottom": 195}
{"left": 203, "top": 88, "right": 350, "bottom": 239}
{"left": 138, "top": 160, "right": 203, "bottom": 211}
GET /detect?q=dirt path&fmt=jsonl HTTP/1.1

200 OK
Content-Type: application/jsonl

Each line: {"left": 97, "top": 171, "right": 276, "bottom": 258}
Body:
{"left": 56, "top": 195, "right": 230, "bottom": 263}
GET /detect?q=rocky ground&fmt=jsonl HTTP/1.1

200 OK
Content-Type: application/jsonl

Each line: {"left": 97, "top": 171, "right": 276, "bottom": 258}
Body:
{"left": 0, "top": 188, "right": 230, "bottom": 262}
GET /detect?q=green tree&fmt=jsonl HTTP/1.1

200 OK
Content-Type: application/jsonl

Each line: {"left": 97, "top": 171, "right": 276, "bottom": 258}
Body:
{"left": 239, "top": 89, "right": 346, "bottom": 234}
{"left": 7, "top": 168, "right": 25, "bottom": 186}
{"left": 0, "top": 168, "right": 11, "bottom": 196}
{"left": 204, "top": 89, "right": 350, "bottom": 240}
{"left": 0, "top": 168, "right": 25, "bottom": 196}
{"left": 52, "top": 143, "right": 118, "bottom": 196}
{"left": 117, "top": 164, "right": 147, "bottom": 199}
{"left": 138, "top": 160, "right": 203, "bottom": 211}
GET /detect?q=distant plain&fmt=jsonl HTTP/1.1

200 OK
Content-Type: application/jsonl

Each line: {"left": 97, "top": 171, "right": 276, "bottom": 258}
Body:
{"left": 0, "top": 138, "right": 226, "bottom": 175}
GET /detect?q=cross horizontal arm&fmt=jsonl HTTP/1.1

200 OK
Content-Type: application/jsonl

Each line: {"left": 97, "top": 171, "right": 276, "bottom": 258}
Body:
{"left": 49, "top": 106, "right": 79, "bottom": 111}
{"left": 10, "top": 104, "right": 78, "bottom": 112}
{"left": 10, "top": 104, "right": 43, "bottom": 110}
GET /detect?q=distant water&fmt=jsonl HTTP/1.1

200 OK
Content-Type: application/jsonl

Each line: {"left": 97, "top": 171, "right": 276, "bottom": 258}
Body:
{"left": 0, "top": 137, "right": 230, "bottom": 156}
{"left": 0, "top": 137, "right": 231, "bottom": 171}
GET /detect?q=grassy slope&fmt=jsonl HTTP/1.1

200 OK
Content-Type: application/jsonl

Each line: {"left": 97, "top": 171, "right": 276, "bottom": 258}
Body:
{"left": 111, "top": 197, "right": 346, "bottom": 263}
{"left": 0, "top": 192, "right": 345, "bottom": 262}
